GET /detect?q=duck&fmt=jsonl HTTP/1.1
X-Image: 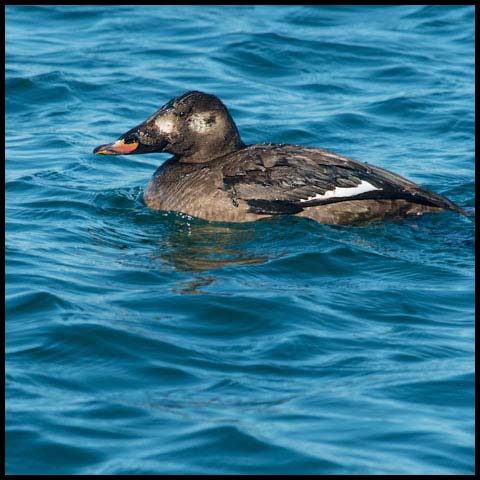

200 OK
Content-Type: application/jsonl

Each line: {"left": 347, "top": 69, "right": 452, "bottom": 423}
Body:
{"left": 93, "top": 91, "right": 466, "bottom": 225}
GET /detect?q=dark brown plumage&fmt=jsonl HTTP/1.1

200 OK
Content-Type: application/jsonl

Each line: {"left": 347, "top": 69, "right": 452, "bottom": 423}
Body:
{"left": 93, "top": 91, "right": 466, "bottom": 225}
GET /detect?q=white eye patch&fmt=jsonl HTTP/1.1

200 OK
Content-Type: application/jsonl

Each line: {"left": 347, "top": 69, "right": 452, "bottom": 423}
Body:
{"left": 300, "top": 180, "right": 379, "bottom": 202}
{"left": 188, "top": 113, "right": 215, "bottom": 133}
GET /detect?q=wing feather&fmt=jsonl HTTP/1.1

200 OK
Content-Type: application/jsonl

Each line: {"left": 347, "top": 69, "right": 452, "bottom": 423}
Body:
{"left": 221, "top": 145, "right": 463, "bottom": 215}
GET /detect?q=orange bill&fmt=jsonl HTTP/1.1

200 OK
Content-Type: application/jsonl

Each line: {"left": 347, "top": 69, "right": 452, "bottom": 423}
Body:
{"left": 93, "top": 138, "right": 139, "bottom": 155}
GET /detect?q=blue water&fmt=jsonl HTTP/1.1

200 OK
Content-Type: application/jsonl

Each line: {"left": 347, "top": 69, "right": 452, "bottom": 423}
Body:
{"left": 5, "top": 5, "right": 475, "bottom": 475}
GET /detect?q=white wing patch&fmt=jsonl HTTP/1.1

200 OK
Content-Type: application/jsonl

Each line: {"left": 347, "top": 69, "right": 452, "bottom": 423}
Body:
{"left": 319, "top": 151, "right": 343, "bottom": 159}
{"left": 299, "top": 180, "right": 380, "bottom": 203}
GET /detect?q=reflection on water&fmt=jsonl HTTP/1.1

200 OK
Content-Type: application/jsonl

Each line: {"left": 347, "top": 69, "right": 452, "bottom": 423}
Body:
{"left": 153, "top": 220, "right": 270, "bottom": 273}
{"left": 88, "top": 212, "right": 272, "bottom": 280}
{"left": 89, "top": 189, "right": 273, "bottom": 275}
{"left": 175, "top": 275, "right": 218, "bottom": 295}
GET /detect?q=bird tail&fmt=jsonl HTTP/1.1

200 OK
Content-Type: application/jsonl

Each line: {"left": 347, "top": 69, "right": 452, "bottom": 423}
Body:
{"left": 415, "top": 187, "right": 469, "bottom": 217}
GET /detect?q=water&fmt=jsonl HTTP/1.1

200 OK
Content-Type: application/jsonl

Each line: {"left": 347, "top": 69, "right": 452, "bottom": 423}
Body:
{"left": 5, "top": 5, "right": 475, "bottom": 475}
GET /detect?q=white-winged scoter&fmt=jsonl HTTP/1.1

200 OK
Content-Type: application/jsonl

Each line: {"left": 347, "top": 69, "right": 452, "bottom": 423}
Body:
{"left": 93, "top": 91, "right": 466, "bottom": 224}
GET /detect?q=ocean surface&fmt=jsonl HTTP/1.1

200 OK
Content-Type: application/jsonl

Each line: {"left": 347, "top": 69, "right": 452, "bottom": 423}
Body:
{"left": 5, "top": 5, "right": 475, "bottom": 475}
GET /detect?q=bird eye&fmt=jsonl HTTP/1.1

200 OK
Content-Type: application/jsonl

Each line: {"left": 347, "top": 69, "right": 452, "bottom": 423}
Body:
{"left": 124, "top": 137, "right": 137, "bottom": 144}
{"left": 177, "top": 111, "right": 185, "bottom": 117}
